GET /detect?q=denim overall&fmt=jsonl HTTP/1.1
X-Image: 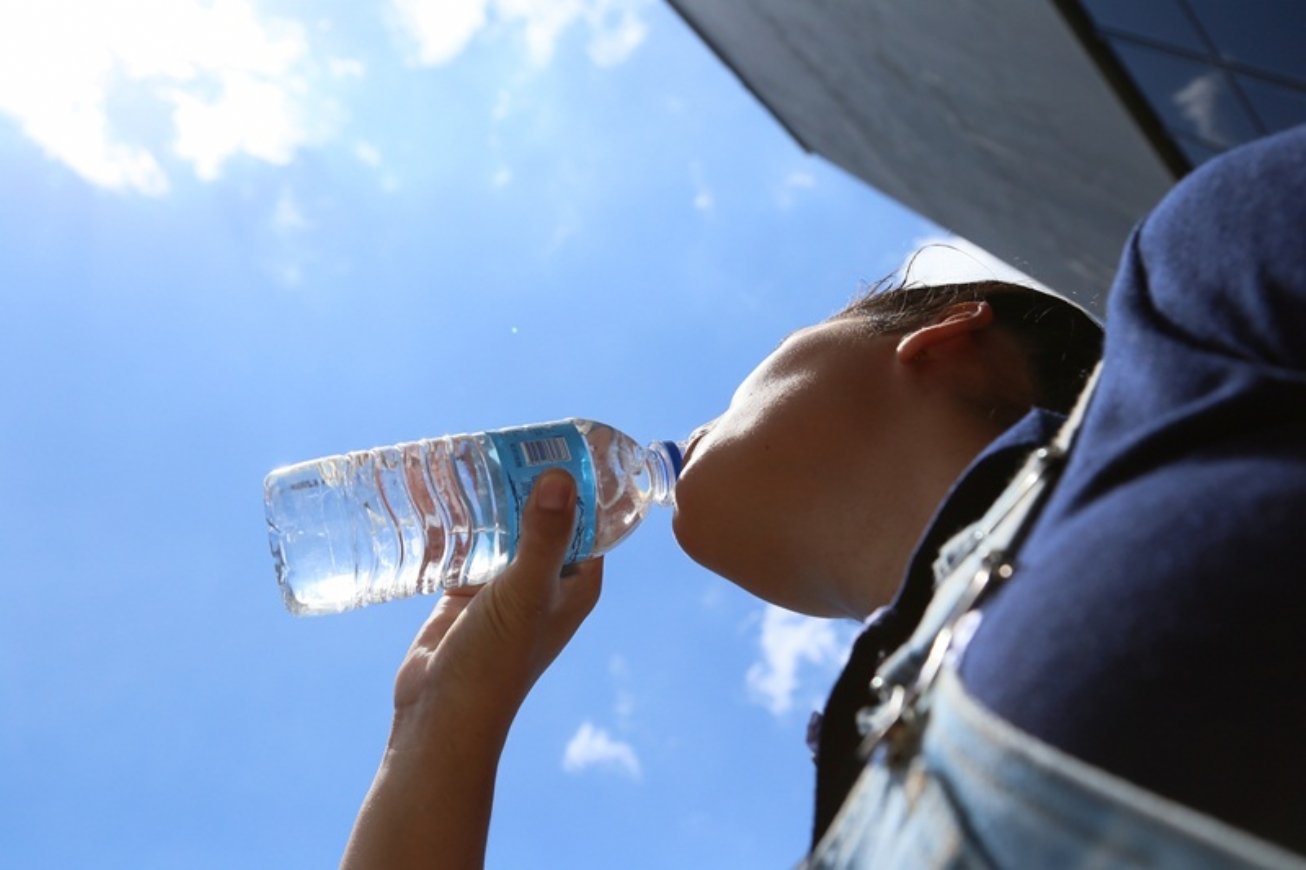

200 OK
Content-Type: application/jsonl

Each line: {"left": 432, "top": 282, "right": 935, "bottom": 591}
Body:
{"left": 804, "top": 367, "right": 1304, "bottom": 869}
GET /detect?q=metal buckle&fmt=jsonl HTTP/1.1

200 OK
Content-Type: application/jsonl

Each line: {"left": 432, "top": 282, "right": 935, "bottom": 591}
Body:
{"left": 855, "top": 681, "right": 915, "bottom": 763}
{"left": 853, "top": 552, "right": 1017, "bottom": 765}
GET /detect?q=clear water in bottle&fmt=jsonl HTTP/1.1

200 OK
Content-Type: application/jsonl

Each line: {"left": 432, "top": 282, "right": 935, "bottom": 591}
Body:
{"left": 264, "top": 419, "right": 685, "bottom": 616}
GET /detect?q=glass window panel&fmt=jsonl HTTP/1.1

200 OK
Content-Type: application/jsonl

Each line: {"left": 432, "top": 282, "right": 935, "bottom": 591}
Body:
{"left": 1185, "top": 0, "right": 1306, "bottom": 84}
{"left": 1108, "top": 39, "right": 1262, "bottom": 149}
{"left": 1080, "top": 0, "right": 1208, "bottom": 53}
{"left": 1236, "top": 75, "right": 1306, "bottom": 135}
{"left": 1170, "top": 131, "right": 1226, "bottom": 167}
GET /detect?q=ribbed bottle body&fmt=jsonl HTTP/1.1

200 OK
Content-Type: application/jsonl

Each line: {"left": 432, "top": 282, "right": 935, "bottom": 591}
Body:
{"left": 264, "top": 420, "right": 681, "bottom": 615}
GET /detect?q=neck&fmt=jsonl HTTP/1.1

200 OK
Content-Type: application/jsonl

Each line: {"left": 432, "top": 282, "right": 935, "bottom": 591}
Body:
{"left": 831, "top": 404, "right": 1010, "bottom": 620}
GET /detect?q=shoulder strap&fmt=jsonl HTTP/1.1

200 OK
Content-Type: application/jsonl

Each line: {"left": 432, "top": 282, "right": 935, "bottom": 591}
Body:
{"left": 855, "top": 361, "right": 1104, "bottom": 763}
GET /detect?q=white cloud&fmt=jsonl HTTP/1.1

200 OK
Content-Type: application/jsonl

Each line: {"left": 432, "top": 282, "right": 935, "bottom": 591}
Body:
{"left": 492, "top": 89, "right": 513, "bottom": 121}
{"left": 391, "top": 0, "right": 649, "bottom": 69}
{"left": 613, "top": 688, "right": 636, "bottom": 721}
{"left": 746, "top": 605, "right": 849, "bottom": 717}
{"left": 776, "top": 170, "right": 816, "bottom": 210}
{"left": 328, "top": 57, "right": 366, "bottom": 78}
{"left": 355, "top": 141, "right": 383, "bottom": 168}
{"left": 169, "top": 75, "right": 308, "bottom": 180}
{"left": 608, "top": 654, "right": 635, "bottom": 723}
{"left": 391, "top": 0, "right": 490, "bottom": 66}
{"left": 587, "top": 5, "right": 647, "bottom": 67}
{"left": 1174, "top": 72, "right": 1230, "bottom": 148}
{"left": 899, "top": 235, "right": 1054, "bottom": 294}
{"left": 785, "top": 171, "right": 815, "bottom": 189}
{"left": 491, "top": 166, "right": 513, "bottom": 188}
{"left": 496, "top": 0, "right": 578, "bottom": 65}
{"left": 0, "top": 0, "right": 331, "bottom": 194}
{"left": 272, "top": 261, "right": 304, "bottom": 287}
{"left": 562, "top": 722, "right": 641, "bottom": 780}
{"left": 272, "top": 188, "right": 309, "bottom": 232}
{"left": 608, "top": 654, "right": 629, "bottom": 679}
{"left": 548, "top": 220, "right": 579, "bottom": 251}
{"left": 690, "top": 160, "right": 713, "bottom": 213}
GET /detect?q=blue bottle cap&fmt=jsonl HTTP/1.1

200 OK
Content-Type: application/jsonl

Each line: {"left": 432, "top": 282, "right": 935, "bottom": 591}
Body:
{"left": 658, "top": 440, "right": 685, "bottom": 479}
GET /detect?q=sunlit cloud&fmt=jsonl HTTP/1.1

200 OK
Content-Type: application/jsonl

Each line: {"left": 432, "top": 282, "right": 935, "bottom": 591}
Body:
{"left": 1174, "top": 72, "right": 1230, "bottom": 147}
{"left": 0, "top": 0, "right": 332, "bottom": 194}
{"left": 390, "top": 0, "right": 489, "bottom": 66}
{"left": 690, "top": 160, "right": 714, "bottom": 213}
{"left": 272, "top": 188, "right": 309, "bottom": 232}
{"left": 586, "top": 4, "right": 648, "bottom": 67}
{"left": 548, "top": 219, "right": 579, "bottom": 251}
{"left": 169, "top": 78, "right": 314, "bottom": 182}
{"left": 746, "top": 605, "right": 851, "bottom": 717}
{"left": 492, "top": 89, "right": 513, "bottom": 121}
{"left": 609, "top": 654, "right": 635, "bottom": 724}
{"left": 272, "top": 261, "right": 304, "bottom": 287}
{"left": 562, "top": 721, "right": 642, "bottom": 780}
{"left": 328, "top": 57, "right": 367, "bottom": 79}
{"left": 354, "top": 141, "right": 383, "bottom": 168}
{"left": 391, "top": 0, "right": 650, "bottom": 68}
{"left": 776, "top": 170, "right": 816, "bottom": 210}
{"left": 785, "top": 171, "right": 815, "bottom": 189}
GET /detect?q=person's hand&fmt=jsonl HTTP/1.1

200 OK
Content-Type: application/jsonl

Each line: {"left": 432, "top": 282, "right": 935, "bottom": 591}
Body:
{"left": 342, "top": 468, "right": 603, "bottom": 870}
{"left": 390, "top": 467, "right": 604, "bottom": 751}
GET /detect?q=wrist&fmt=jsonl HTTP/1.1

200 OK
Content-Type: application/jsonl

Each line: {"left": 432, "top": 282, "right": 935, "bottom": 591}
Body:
{"left": 387, "top": 692, "right": 514, "bottom": 768}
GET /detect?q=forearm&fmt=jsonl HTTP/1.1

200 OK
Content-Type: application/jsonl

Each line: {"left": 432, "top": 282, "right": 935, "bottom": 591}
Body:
{"left": 341, "top": 473, "right": 601, "bottom": 868}
{"left": 341, "top": 709, "right": 507, "bottom": 870}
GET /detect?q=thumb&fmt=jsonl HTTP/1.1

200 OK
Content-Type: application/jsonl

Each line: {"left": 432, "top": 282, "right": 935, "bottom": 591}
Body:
{"left": 495, "top": 468, "right": 578, "bottom": 614}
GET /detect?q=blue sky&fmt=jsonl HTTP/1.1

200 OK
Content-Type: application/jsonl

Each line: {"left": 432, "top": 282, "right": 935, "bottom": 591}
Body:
{"left": 0, "top": 2, "right": 1041, "bottom": 866}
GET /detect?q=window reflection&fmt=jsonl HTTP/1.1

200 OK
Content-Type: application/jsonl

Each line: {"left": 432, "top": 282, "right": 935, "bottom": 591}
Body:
{"left": 1080, "top": 0, "right": 1207, "bottom": 53}
{"left": 1170, "top": 132, "right": 1225, "bottom": 167}
{"left": 1185, "top": 0, "right": 1306, "bottom": 84}
{"left": 1075, "top": 0, "right": 1306, "bottom": 168}
{"left": 1236, "top": 75, "right": 1306, "bottom": 135}
{"left": 1107, "top": 40, "right": 1262, "bottom": 151}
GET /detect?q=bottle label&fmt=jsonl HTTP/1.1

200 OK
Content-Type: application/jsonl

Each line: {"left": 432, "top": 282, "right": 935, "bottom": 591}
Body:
{"left": 488, "top": 422, "right": 597, "bottom": 565}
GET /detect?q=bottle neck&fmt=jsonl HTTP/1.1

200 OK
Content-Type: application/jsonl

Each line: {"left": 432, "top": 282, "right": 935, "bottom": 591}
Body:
{"left": 645, "top": 440, "right": 685, "bottom": 507}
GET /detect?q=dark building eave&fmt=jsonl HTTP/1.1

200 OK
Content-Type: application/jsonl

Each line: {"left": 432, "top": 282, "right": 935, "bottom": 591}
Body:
{"left": 664, "top": 0, "right": 1183, "bottom": 316}
{"left": 1050, "top": 0, "right": 1191, "bottom": 179}
{"left": 668, "top": 0, "right": 815, "bottom": 156}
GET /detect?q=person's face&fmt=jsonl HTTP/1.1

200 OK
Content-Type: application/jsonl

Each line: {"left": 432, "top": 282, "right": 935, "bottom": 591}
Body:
{"left": 672, "top": 316, "right": 924, "bottom": 617}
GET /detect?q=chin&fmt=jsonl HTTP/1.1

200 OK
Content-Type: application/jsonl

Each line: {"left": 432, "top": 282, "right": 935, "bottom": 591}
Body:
{"left": 673, "top": 496, "right": 842, "bottom": 617}
{"left": 669, "top": 496, "right": 712, "bottom": 572}
{"left": 670, "top": 479, "right": 744, "bottom": 583}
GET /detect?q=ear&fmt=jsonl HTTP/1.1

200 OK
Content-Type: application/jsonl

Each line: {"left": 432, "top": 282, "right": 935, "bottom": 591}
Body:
{"left": 895, "top": 301, "right": 994, "bottom": 363}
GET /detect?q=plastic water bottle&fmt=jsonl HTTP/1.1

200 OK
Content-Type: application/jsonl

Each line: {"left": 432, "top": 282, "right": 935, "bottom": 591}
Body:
{"left": 264, "top": 419, "right": 685, "bottom": 616}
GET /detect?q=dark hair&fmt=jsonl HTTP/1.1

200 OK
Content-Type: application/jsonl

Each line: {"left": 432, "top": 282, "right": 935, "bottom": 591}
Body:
{"left": 835, "top": 278, "right": 1103, "bottom": 414}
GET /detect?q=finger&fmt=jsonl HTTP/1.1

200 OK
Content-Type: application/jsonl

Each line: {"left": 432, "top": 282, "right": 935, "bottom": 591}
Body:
{"left": 410, "top": 585, "right": 477, "bottom": 650}
{"left": 394, "top": 591, "right": 478, "bottom": 710}
{"left": 493, "top": 469, "right": 578, "bottom": 617}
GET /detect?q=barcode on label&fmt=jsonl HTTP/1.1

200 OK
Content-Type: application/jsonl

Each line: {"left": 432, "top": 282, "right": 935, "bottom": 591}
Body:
{"left": 521, "top": 437, "right": 571, "bottom": 466}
